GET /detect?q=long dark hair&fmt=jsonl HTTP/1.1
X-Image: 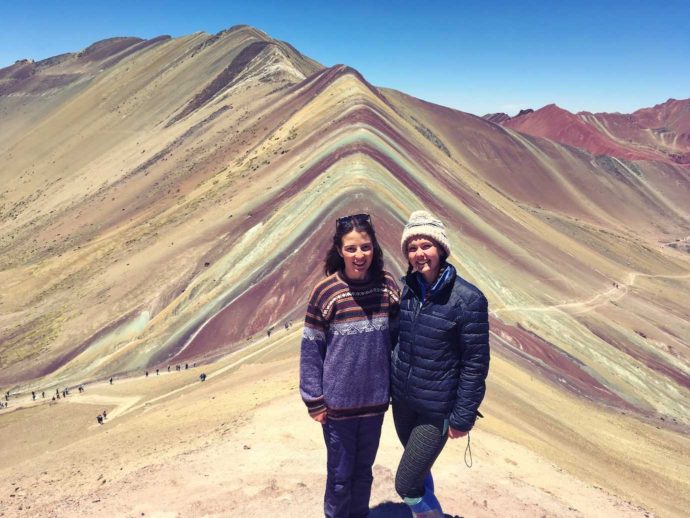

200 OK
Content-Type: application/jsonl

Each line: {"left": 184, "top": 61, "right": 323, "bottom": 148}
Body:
{"left": 324, "top": 215, "right": 385, "bottom": 278}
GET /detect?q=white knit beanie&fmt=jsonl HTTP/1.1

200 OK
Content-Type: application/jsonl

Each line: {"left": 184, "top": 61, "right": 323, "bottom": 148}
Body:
{"left": 401, "top": 210, "right": 451, "bottom": 258}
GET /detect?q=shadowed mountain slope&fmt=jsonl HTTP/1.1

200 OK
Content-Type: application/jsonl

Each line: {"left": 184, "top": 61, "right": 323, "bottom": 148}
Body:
{"left": 1, "top": 26, "right": 689, "bottom": 515}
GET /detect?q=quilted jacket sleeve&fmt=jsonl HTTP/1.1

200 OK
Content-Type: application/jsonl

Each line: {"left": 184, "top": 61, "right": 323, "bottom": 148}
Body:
{"left": 450, "top": 291, "right": 490, "bottom": 431}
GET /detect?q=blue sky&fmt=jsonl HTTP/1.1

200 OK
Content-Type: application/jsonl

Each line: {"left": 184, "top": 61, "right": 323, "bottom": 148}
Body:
{"left": 1, "top": 0, "right": 688, "bottom": 116}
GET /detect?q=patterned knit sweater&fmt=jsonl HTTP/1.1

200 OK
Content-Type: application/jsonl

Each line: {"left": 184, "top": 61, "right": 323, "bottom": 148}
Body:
{"left": 300, "top": 270, "right": 400, "bottom": 419}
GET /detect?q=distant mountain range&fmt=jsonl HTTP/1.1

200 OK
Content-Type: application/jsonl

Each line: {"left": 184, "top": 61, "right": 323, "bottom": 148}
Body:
{"left": 484, "top": 99, "right": 690, "bottom": 166}
{"left": 1, "top": 26, "right": 688, "bottom": 447}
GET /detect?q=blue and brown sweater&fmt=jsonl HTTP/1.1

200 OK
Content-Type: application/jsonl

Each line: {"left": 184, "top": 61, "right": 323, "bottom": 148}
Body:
{"left": 300, "top": 270, "right": 400, "bottom": 419}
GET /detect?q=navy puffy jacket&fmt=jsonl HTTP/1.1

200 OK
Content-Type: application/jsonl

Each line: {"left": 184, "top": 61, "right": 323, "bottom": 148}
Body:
{"left": 391, "top": 264, "right": 490, "bottom": 431}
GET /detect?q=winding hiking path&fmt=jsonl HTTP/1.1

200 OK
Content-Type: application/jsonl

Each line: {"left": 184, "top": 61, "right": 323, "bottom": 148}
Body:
{"left": 491, "top": 271, "right": 690, "bottom": 317}
{"left": 0, "top": 328, "right": 297, "bottom": 424}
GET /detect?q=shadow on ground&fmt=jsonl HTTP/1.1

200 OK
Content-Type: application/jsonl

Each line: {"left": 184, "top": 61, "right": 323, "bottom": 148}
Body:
{"left": 369, "top": 502, "right": 409, "bottom": 517}
{"left": 369, "top": 501, "right": 462, "bottom": 518}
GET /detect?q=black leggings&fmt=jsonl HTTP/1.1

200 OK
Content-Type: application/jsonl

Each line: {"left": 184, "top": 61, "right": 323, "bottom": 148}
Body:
{"left": 392, "top": 399, "right": 449, "bottom": 499}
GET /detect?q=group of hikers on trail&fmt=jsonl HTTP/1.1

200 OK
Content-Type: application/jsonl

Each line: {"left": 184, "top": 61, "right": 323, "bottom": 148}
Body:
{"left": 1, "top": 360, "right": 206, "bottom": 418}
{"left": 2, "top": 361, "right": 192, "bottom": 413}
{"left": 1, "top": 386, "right": 86, "bottom": 408}
{"left": 300, "top": 210, "right": 490, "bottom": 518}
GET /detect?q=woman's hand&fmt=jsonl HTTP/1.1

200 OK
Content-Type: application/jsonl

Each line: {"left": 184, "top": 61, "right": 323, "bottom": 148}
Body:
{"left": 312, "top": 410, "right": 327, "bottom": 424}
{"left": 448, "top": 425, "right": 467, "bottom": 439}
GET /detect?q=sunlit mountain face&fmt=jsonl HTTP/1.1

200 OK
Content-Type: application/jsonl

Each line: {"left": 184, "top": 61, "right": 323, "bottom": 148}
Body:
{"left": 486, "top": 99, "right": 690, "bottom": 166}
{"left": 1, "top": 24, "right": 689, "bottom": 439}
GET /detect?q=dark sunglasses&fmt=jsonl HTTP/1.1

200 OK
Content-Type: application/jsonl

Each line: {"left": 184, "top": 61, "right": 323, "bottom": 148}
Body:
{"left": 336, "top": 213, "right": 371, "bottom": 230}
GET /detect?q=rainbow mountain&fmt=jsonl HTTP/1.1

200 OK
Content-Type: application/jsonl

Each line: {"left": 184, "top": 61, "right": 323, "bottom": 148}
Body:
{"left": 1, "top": 25, "right": 689, "bottom": 514}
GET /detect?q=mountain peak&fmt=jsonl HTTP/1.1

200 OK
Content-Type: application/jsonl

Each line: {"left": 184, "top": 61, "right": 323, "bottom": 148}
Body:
{"left": 538, "top": 103, "right": 568, "bottom": 114}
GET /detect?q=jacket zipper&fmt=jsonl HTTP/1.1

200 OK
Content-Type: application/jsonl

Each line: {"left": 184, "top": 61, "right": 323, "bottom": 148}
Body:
{"left": 405, "top": 285, "right": 424, "bottom": 397}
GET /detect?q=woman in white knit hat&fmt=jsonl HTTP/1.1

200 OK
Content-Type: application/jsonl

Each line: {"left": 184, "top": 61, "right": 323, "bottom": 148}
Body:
{"left": 390, "top": 210, "right": 490, "bottom": 517}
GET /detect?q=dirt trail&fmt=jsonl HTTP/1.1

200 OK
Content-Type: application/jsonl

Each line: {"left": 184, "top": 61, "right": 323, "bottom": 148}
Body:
{"left": 492, "top": 271, "right": 690, "bottom": 317}
{"left": 65, "top": 394, "right": 141, "bottom": 422}
{"left": 1, "top": 332, "right": 286, "bottom": 424}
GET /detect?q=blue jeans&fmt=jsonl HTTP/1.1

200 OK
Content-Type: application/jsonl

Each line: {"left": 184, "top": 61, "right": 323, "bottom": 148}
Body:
{"left": 322, "top": 414, "right": 384, "bottom": 518}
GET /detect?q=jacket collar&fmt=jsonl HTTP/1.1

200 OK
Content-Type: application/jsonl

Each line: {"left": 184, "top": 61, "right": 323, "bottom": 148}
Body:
{"left": 403, "top": 263, "right": 456, "bottom": 301}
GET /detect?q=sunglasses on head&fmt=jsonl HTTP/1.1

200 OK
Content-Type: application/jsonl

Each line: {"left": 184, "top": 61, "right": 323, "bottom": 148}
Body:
{"left": 336, "top": 213, "right": 371, "bottom": 230}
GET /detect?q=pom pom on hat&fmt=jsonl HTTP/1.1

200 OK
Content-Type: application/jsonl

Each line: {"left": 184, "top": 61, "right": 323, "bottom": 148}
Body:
{"left": 401, "top": 210, "right": 451, "bottom": 258}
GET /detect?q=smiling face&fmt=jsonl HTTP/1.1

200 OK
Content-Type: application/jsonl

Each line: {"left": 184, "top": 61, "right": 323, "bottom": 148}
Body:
{"left": 407, "top": 236, "right": 442, "bottom": 283}
{"left": 339, "top": 230, "right": 374, "bottom": 281}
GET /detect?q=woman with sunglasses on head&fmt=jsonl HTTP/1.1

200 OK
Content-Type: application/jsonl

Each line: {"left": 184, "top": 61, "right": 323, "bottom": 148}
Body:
{"left": 300, "top": 213, "right": 400, "bottom": 518}
{"left": 391, "top": 211, "right": 490, "bottom": 518}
